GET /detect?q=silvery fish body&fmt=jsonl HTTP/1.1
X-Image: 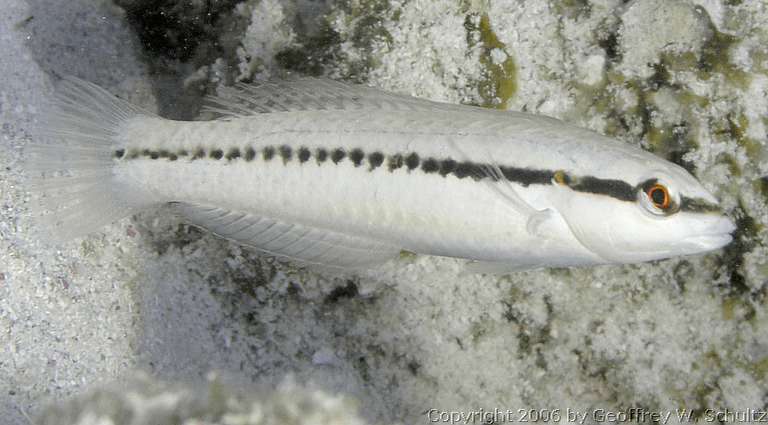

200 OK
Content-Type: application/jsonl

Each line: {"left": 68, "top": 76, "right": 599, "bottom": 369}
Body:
{"left": 26, "top": 78, "right": 735, "bottom": 272}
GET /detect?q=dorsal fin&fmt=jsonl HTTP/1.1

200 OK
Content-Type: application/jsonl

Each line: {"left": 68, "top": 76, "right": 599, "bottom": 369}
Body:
{"left": 203, "top": 77, "right": 482, "bottom": 117}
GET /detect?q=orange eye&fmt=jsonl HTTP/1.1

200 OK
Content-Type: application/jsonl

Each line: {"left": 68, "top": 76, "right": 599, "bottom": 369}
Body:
{"left": 646, "top": 184, "right": 670, "bottom": 210}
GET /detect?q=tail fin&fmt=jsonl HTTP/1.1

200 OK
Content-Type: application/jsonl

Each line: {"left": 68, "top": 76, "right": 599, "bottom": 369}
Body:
{"left": 24, "top": 77, "right": 156, "bottom": 243}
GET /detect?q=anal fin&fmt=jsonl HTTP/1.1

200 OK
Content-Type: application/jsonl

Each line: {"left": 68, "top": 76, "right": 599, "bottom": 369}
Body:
{"left": 174, "top": 203, "right": 400, "bottom": 270}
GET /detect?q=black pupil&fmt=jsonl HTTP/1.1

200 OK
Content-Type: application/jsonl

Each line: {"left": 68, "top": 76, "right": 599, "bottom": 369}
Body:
{"left": 650, "top": 187, "right": 666, "bottom": 206}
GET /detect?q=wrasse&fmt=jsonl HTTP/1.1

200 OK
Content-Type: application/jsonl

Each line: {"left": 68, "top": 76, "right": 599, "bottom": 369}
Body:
{"left": 25, "top": 77, "right": 735, "bottom": 272}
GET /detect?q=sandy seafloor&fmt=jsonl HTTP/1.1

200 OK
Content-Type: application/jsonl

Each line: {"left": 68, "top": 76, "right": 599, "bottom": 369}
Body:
{"left": 1, "top": 0, "right": 767, "bottom": 424}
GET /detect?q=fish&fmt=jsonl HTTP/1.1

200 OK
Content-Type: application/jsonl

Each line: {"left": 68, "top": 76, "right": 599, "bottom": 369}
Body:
{"left": 23, "top": 76, "right": 736, "bottom": 273}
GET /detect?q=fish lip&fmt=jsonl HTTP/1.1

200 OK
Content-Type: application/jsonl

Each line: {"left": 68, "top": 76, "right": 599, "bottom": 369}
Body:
{"left": 680, "top": 216, "right": 737, "bottom": 251}
{"left": 719, "top": 216, "right": 738, "bottom": 235}
{"left": 681, "top": 233, "right": 734, "bottom": 250}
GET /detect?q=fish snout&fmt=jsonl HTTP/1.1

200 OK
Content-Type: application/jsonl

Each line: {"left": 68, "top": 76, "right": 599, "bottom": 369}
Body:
{"left": 680, "top": 215, "right": 737, "bottom": 251}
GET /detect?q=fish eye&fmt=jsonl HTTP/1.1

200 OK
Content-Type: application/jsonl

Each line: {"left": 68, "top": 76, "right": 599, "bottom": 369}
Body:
{"left": 647, "top": 184, "right": 670, "bottom": 210}
{"left": 638, "top": 179, "right": 679, "bottom": 216}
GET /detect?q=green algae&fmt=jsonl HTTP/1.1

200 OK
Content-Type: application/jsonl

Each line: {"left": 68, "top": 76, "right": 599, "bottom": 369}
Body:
{"left": 722, "top": 113, "right": 763, "bottom": 165}
{"left": 721, "top": 296, "right": 756, "bottom": 321}
{"left": 758, "top": 177, "right": 768, "bottom": 201}
{"left": 288, "top": 0, "right": 394, "bottom": 80}
{"left": 717, "top": 200, "right": 762, "bottom": 303}
{"left": 650, "top": 30, "right": 751, "bottom": 91}
{"left": 709, "top": 112, "right": 768, "bottom": 183}
{"left": 569, "top": 4, "right": 756, "bottom": 178}
{"left": 466, "top": 14, "right": 517, "bottom": 109}
{"left": 749, "top": 356, "right": 768, "bottom": 380}
{"left": 624, "top": 76, "right": 701, "bottom": 171}
{"left": 698, "top": 28, "right": 751, "bottom": 90}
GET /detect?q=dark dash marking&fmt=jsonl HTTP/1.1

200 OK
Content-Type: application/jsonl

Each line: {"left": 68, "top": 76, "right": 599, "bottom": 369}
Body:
{"left": 439, "top": 159, "right": 457, "bottom": 176}
{"left": 680, "top": 196, "right": 721, "bottom": 214}
{"left": 421, "top": 158, "right": 439, "bottom": 173}
{"left": 388, "top": 154, "right": 403, "bottom": 171}
{"left": 279, "top": 145, "right": 292, "bottom": 163}
{"left": 500, "top": 167, "right": 552, "bottom": 187}
{"left": 571, "top": 176, "right": 635, "bottom": 202}
{"left": 368, "top": 152, "right": 384, "bottom": 170}
{"left": 454, "top": 162, "right": 473, "bottom": 179}
{"left": 331, "top": 148, "right": 346, "bottom": 164}
{"left": 226, "top": 148, "right": 241, "bottom": 160}
{"left": 350, "top": 148, "right": 364, "bottom": 167}
{"left": 317, "top": 148, "right": 328, "bottom": 163}
{"left": 298, "top": 147, "right": 311, "bottom": 163}
{"left": 263, "top": 146, "right": 275, "bottom": 161}
{"left": 120, "top": 144, "right": 707, "bottom": 209}
{"left": 455, "top": 162, "right": 487, "bottom": 180}
{"left": 405, "top": 153, "right": 420, "bottom": 170}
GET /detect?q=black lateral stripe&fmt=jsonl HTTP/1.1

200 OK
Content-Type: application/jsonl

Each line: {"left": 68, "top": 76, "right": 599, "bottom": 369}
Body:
{"left": 387, "top": 154, "right": 403, "bottom": 171}
{"left": 405, "top": 153, "right": 419, "bottom": 170}
{"left": 454, "top": 162, "right": 483, "bottom": 180}
{"left": 298, "top": 147, "right": 311, "bottom": 163}
{"left": 279, "top": 145, "right": 292, "bottom": 162}
{"left": 680, "top": 196, "right": 721, "bottom": 213}
{"left": 226, "top": 148, "right": 241, "bottom": 160}
{"left": 439, "top": 159, "right": 457, "bottom": 176}
{"left": 350, "top": 148, "right": 364, "bottom": 167}
{"left": 569, "top": 176, "right": 635, "bottom": 202}
{"left": 244, "top": 147, "right": 256, "bottom": 161}
{"left": 120, "top": 145, "right": 719, "bottom": 209}
{"left": 421, "top": 158, "right": 439, "bottom": 173}
{"left": 263, "top": 146, "right": 275, "bottom": 160}
{"left": 316, "top": 148, "right": 328, "bottom": 163}
{"left": 331, "top": 148, "right": 346, "bottom": 164}
{"left": 368, "top": 152, "right": 384, "bottom": 170}
{"left": 499, "top": 166, "right": 552, "bottom": 187}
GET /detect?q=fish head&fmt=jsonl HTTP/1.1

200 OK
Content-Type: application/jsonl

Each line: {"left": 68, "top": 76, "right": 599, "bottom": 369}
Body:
{"left": 552, "top": 163, "right": 736, "bottom": 264}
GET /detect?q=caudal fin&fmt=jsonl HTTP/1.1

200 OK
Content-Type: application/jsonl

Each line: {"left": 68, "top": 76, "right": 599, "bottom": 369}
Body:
{"left": 24, "top": 77, "right": 155, "bottom": 243}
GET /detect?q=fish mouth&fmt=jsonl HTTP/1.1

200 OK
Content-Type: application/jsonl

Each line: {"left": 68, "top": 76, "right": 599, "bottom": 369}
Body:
{"left": 681, "top": 233, "right": 733, "bottom": 251}
{"left": 680, "top": 216, "right": 737, "bottom": 252}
